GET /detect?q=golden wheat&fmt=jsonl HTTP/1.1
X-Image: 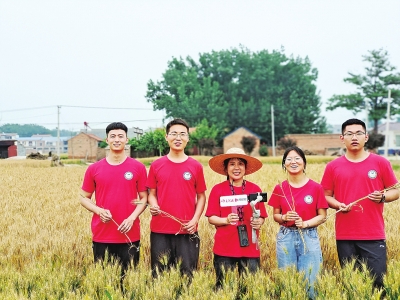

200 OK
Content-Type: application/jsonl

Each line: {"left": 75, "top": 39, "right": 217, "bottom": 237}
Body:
{"left": 1, "top": 158, "right": 400, "bottom": 299}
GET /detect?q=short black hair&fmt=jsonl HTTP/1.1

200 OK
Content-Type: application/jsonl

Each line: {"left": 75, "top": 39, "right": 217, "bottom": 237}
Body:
{"left": 106, "top": 122, "right": 128, "bottom": 136}
{"left": 282, "top": 146, "right": 307, "bottom": 170}
{"left": 341, "top": 118, "right": 366, "bottom": 134}
{"left": 166, "top": 118, "right": 189, "bottom": 134}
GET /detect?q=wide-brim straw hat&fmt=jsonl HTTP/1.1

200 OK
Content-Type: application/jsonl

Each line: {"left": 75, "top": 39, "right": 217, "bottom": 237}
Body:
{"left": 208, "top": 147, "right": 263, "bottom": 175}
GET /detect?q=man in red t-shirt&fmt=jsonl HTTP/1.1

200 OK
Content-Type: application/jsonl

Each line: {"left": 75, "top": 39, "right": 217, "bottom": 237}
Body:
{"left": 321, "top": 118, "right": 399, "bottom": 290}
{"left": 80, "top": 122, "right": 148, "bottom": 276}
{"left": 146, "top": 118, "right": 207, "bottom": 278}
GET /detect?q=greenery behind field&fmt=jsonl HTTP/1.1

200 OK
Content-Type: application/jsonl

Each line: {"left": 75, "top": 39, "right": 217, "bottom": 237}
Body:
{"left": 2, "top": 158, "right": 400, "bottom": 299}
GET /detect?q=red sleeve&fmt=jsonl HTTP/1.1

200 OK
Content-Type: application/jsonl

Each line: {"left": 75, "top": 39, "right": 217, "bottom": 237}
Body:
{"left": 81, "top": 164, "right": 95, "bottom": 193}
{"left": 205, "top": 184, "right": 222, "bottom": 217}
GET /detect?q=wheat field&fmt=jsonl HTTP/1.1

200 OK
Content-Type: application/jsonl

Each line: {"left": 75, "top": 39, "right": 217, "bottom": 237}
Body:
{"left": 1, "top": 158, "right": 400, "bottom": 299}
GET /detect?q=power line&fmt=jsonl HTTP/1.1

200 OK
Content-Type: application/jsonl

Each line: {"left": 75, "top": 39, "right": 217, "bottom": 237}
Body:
{"left": 0, "top": 105, "right": 156, "bottom": 113}
{"left": 0, "top": 106, "right": 55, "bottom": 113}
{"left": 60, "top": 105, "right": 155, "bottom": 110}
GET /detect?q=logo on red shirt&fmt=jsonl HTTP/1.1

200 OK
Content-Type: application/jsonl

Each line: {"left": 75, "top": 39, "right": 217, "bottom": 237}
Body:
{"left": 304, "top": 195, "right": 313, "bottom": 204}
{"left": 183, "top": 172, "right": 192, "bottom": 180}
{"left": 124, "top": 172, "right": 133, "bottom": 180}
{"left": 368, "top": 170, "right": 377, "bottom": 179}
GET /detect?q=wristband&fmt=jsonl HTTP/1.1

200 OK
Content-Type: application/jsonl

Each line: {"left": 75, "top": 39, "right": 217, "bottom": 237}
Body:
{"left": 380, "top": 194, "right": 386, "bottom": 203}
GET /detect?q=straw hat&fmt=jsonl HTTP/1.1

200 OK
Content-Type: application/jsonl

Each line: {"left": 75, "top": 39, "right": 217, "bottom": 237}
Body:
{"left": 208, "top": 147, "right": 263, "bottom": 175}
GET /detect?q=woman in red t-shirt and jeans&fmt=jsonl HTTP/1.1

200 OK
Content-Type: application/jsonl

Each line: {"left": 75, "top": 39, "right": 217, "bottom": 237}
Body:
{"left": 206, "top": 148, "right": 267, "bottom": 289}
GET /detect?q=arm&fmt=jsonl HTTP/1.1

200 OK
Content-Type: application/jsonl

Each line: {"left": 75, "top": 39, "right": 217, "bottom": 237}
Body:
{"left": 79, "top": 189, "right": 112, "bottom": 223}
{"left": 325, "top": 189, "right": 349, "bottom": 211}
{"left": 118, "top": 190, "right": 148, "bottom": 233}
{"left": 148, "top": 188, "right": 160, "bottom": 216}
{"left": 183, "top": 192, "right": 206, "bottom": 234}
{"left": 208, "top": 215, "right": 230, "bottom": 227}
{"left": 367, "top": 188, "right": 400, "bottom": 204}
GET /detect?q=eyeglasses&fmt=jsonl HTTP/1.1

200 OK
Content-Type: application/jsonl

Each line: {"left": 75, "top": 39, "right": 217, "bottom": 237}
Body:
{"left": 285, "top": 156, "right": 302, "bottom": 163}
{"left": 168, "top": 132, "right": 189, "bottom": 139}
{"left": 343, "top": 131, "right": 366, "bottom": 138}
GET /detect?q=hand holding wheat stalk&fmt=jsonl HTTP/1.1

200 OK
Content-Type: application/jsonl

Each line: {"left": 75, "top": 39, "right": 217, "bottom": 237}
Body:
{"left": 324, "top": 182, "right": 400, "bottom": 221}
{"left": 278, "top": 180, "right": 307, "bottom": 253}
{"left": 133, "top": 200, "right": 200, "bottom": 238}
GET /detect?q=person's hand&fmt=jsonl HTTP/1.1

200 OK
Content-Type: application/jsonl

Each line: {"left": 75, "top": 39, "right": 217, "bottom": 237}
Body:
{"left": 294, "top": 217, "right": 304, "bottom": 228}
{"left": 226, "top": 213, "right": 239, "bottom": 225}
{"left": 99, "top": 209, "right": 112, "bottom": 223}
{"left": 250, "top": 217, "right": 264, "bottom": 230}
{"left": 338, "top": 202, "right": 352, "bottom": 212}
{"left": 118, "top": 218, "right": 134, "bottom": 233}
{"left": 183, "top": 218, "right": 198, "bottom": 234}
{"left": 368, "top": 190, "right": 384, "bottom": 203}
{"left": 285, "top": 211, "right": 300, "bottom": 222}
{"left": 149, "top": 205, "right": 160, "bottom": 216}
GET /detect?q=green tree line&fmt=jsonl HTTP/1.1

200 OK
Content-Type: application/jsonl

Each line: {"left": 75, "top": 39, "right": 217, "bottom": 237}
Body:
{"left": 146, "top": 46, "right": 328, "bottom": 144}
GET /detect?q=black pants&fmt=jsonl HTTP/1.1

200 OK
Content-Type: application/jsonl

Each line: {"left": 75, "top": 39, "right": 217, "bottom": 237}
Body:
{"left": 150, "top": 232, "right": 200, "bottom": 278}
{"left": 92, "top": 241, "right": 140, "bottom": 275}
{"left": 336, "top": 240, "right": 386, "bottom": 289}
{"left": 213, "top": 254, "right": 260, "bottom": 288}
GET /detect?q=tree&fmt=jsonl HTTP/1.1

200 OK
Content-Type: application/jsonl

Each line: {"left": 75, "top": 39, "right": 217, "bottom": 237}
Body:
{"left": 189, "top": 119, "right": 219, "bottom": 155}
{"left": 327, "top": 49, "right": 400, "bottom": 132}
{"left": 365, "top": 131, "right": 385, "bottom": 152}
{"left": 277, "top": 136, "right": 297, "bottom": 150}
{"left": 0, "top": 123, "right": 77, "bottom": 137}
{"left": 129, "top": 129, "right": 168, "bottom": 156}
{"left": 146, "top": 46, "right": 327, "bottom": 142}
{"left": 241, "top": 136, "right": 257, "bottom": 155}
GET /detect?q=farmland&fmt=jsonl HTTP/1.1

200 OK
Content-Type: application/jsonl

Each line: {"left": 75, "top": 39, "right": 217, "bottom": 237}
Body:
{"left": 1, "top": 158, "right": 400, "bottom": 299}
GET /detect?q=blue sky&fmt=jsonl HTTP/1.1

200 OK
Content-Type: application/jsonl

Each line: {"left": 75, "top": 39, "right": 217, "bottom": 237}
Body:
{"left": 0, "top": 0, "right": 399, "bottom": 132}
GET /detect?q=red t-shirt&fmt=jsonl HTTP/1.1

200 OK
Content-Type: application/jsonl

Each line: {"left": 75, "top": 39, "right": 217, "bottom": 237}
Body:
{"left": 146, "top": 156, "right": 207, "bottom": 234}
{"left": 321, "top": 153, "right": 398, "bottom": 240}
{"left": 268, "top": 179, "right": 328, "bottom": 227}
{"left": 82, "top": 157, "right": 147, "bottom": 243}
{"left": 205, "top": 180, "right": 267, "bottom": 258}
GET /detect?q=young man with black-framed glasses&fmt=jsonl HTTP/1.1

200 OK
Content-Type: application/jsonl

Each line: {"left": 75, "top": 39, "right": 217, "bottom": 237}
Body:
{"left": 321, "top": 118, "right": 399, "bottom": 290}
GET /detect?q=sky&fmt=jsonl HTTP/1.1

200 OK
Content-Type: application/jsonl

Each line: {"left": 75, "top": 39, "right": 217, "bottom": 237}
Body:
{"left": 0, "top": 0, "right": 399, "bottom": 133}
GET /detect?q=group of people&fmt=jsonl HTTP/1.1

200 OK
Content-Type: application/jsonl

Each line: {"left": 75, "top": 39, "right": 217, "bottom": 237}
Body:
{"left": 80, "top": 118, "right": 399, "bottom": 298}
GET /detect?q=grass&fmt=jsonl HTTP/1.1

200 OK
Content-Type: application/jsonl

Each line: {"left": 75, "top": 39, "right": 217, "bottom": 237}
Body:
{"left": 1, "top": 158, "right": 400, "bottom": 299}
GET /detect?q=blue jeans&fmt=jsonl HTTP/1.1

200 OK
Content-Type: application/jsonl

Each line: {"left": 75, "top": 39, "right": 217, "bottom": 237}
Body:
{"left": 276, "top": 226, "right": 322, "bottom": 299}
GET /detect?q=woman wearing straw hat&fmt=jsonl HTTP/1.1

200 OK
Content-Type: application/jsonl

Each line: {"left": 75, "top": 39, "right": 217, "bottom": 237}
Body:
{"left": 205, "top": 147, "right": 267, "bottom": 289}
{"left": 268, "top": 146, "right": 328, "bottom": 299}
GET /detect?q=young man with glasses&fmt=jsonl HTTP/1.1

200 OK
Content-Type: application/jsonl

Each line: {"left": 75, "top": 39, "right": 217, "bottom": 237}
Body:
{"left": 321, "top": 118, "right": 399, "bottom": 290}
{"left": 146, "top": 118, "right": 207, "bottom": 278}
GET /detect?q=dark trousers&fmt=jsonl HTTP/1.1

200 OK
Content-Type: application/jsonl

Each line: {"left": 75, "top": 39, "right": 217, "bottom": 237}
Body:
{"left": 92, "top": 241, "right": 140, "bottom": 275}
{"left": 336, "top": 240, "right": 387, "bottom": 289}
{"left": 213, "top": 254, "right": 260, "bottom": 288}
{"left": 150, "top": 232, "right": 200, "bottom": 278}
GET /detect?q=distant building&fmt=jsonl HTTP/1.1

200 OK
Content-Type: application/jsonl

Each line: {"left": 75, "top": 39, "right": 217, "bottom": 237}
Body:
{"left": 377, "top": 122, "right": 400, "bottom": 155}
{"left": 223, "top": 127, "right": 261, "bottom": 156}
{"left": 68, "top": 132, "right": 103, "bottom": 161}
{"left": 285, "top": 133, "right": 343, "bottom": 155}
{"left": 18, "top": 136, "right": 69, "bottom": 155}
{"left": 0, "top": 133, "right": 19, "bottom": 140}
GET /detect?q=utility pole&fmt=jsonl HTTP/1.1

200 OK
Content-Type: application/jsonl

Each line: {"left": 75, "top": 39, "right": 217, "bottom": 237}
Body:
{"left": 57, "top": 105, "right": 61, "bottom": 161}
{"left": 384, "top": 90, "right": 391, "bottom": 157}
{"left": 271, "top": 104, "right": 276, "bottom": 157}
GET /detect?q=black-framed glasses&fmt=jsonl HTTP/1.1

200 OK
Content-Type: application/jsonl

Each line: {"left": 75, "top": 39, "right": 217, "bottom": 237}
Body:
{"left": 168, "top": 132, "right": 189, "bottom": 139}
{"left": 343, "top": 131, "right": 366, "bottom": 138}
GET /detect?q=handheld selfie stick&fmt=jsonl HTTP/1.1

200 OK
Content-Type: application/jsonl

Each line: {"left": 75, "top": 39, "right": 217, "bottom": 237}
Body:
{"left": 250, "top": 193, "right": 263, "bottom": 244}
